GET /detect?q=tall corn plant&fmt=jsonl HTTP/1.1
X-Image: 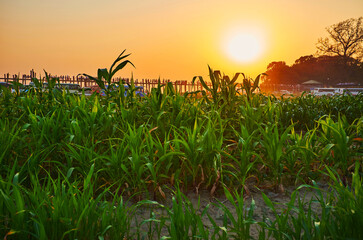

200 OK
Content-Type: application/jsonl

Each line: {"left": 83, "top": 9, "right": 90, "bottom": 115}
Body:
{"left": 173, "top": 116, "right": 225, "bottom": 192}
{"left": 117, "top": 123, "right": 150, "bottom": 196}
{"left": 173, "top": 119, "right": 204, "bottom": 191}
{"left": 286, "top": 127, "right": 320, "bottom": 182}
{"left": 238, "top": 95, "right": 279, "bottom": 134}
{"left": 318, "top": 115, "right": 361, "bottom": 175}
{"left": 83, "top": 50, "right": 135, "bottom": 98}
{"left": 241, "top": 73, "right": 266, "bottom": 101}
{"left": 227, "top": 124, "right": 260, "bottom": 191}
{"left": 144, "top": 80, "right": 183, "bottom": 137}
{"left": 144, "top": 129, "right": 184, "bottom": 199}
{"left": 258, "top": 122, "right": 294, "bottom": 193}
{"left": 112, "top": 75, "right": 145, "bottom": 114}
{"left": 192, "top": 67, "right": 266, "bottom": 120}
{"left": 192, "top": 66, "right": 242, "bottom": 116}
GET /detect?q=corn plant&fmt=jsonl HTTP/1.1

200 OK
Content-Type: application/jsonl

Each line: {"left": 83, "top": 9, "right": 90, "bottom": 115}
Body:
{"left": 83, "top": 50, "right": 135, "bottom": 98}
{"left": 118, "top": 123, "right": 149, "bottom": 196}
{"left": 143, "top": 129, "right": 185, "bottom": 199}
{"left": 258, "top": 122, "right": 294, "bottom": 192}
{"left": 173, "top": 119, "right": 204, "bottom": 190}
{"left": 287, "top": 190, "right": 319, "bottom": 239}
{"left": 28, "top": 74, "right": 44, "bottom": 95}
{"left": 143, "top": 80, "right": 195, "bottom": 137}
{"left": 0, "top": 119, "right": 23, "bottom": 174}
{"left": 258, "top": 183, "right": 322, "bottom": 239}
{"left": 226, "top": 124, "right": 260, "bottom": 191}
{"left": 0, "top": 164, "right": 27, "bottom": 239}
{"left": 1, "top": 168, "right": 135, "bottom": 239}
{"left": 323, "top": 162, "right": 363, "bottom": 238}
{"left": 173, "top": 117, "right": 224, "bottom": 191}
{"left": 241, "top": 73, "right": 266, "bottom": 101}
{"left": 198, "top": 114, "right": 225, "bottom": 189}
{"left": 285, "top": 126, "right": 320, "bottom": 182}
{"left": 260, "top": 188, "right": 299, "bottom": 239}
{"left": 164, "top": 189, "right": 203, "bottom": 239}
{"left": 100, "top": 137, "right": 129, "bottom": 188}
{"left": 238, "top": 97, "right": 265, "bottom": 134}
{"left": 213, "top": 187, "right": 257, "bottom": 239}
{"left": 9, "top": 76, "right": 23, "bottom": 98}
{"left": 139, "top": 187, "right": 210, "bottom": 239}
{"left": 318, "top": 115, "right": 361, "bottom": 175}
{"left": 192, "top": 66, "right": 243, "bottom": 117}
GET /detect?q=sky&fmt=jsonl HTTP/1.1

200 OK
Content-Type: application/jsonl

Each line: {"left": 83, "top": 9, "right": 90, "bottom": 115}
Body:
{"left": 0, "top": 0, "right": 362, "bottom": 81}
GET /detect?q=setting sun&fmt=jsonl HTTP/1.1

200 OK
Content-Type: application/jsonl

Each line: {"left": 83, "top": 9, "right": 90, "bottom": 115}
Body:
{"left": 224, "top": 31, "right": 265, "bottom": 63}
{"left": 0, "top": 0, "right": 362, "bottom": 80}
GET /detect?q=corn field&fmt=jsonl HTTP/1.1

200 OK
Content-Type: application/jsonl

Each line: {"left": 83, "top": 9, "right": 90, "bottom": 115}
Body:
{"left": 1, "top": 54, "right": 362, "bottom": 239}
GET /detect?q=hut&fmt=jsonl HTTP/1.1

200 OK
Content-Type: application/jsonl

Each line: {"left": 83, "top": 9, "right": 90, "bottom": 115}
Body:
{"left": 301, "top": 80, "right": 323, "bottom": 91}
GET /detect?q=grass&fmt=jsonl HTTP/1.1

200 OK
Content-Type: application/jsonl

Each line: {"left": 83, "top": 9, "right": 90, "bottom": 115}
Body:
{"left": 1, "top": 56, "right": 363, "bottom": 239}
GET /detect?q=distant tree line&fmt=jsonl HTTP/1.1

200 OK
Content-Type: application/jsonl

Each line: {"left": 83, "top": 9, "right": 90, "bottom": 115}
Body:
{"left": 264, "top": 55, "right": 362, "bottom": 85}
{"left": 264, "top": 17, "right": 363, "bottom": 86}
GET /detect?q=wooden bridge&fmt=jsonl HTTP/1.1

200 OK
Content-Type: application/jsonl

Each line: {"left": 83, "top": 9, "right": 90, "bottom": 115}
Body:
{"left": 1, "top": 70, "right": 210, "bottom": 94}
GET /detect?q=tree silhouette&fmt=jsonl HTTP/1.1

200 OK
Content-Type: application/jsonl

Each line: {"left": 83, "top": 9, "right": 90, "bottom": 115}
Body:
{"left": 316, "top": 17, "right": 363, "bottom": 61}
{"left": 263, "top": 55, "right": 363, "bottom": 86}
{"left": 265, "top": 61, "right": 297, "bottom": 84}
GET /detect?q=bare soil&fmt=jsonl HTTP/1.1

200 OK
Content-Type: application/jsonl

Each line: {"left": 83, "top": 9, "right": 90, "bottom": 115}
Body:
{"left": 130, "top": 180, "right": 330, "bottom": 239}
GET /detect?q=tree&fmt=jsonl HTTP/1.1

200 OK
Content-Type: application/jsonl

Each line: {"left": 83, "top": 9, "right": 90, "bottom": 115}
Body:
{"left": 265, "top": 61, "right": 296, "bottom": 84}
{"left": 264, "top": 55, "right": 363, "bottom": 86}
{"left": 267, "top": 61, "right": 288, "bottom": 71}
{"left": 316, "top": 17, "right": 363, "bottom": 61}
{"left": 294, "top": 55, "right": 316, "bottom": 65}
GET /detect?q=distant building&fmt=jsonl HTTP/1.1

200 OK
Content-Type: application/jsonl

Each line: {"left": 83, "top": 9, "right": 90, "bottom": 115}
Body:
{"left": 301, "top": 80, "right": 323, "bottom": 91}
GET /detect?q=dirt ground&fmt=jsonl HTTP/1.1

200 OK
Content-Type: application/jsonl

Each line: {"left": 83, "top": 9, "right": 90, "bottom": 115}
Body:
{"left": 130, "top": 180, "right": 330, "bottom": 239}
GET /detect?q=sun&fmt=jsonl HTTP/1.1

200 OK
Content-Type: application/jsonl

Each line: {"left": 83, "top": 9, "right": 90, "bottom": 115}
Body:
{"left": 224, "top": 31, "right": 265, "bottom": 63}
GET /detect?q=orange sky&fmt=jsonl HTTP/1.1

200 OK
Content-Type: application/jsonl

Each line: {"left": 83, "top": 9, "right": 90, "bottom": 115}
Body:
{"left": 1, "top": 0, "right": 362, "bottom": 81}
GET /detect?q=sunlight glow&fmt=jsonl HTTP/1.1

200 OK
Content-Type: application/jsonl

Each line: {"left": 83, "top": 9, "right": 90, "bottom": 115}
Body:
{"left": 224, "top": 30, "right": 265, "bottom": 63}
